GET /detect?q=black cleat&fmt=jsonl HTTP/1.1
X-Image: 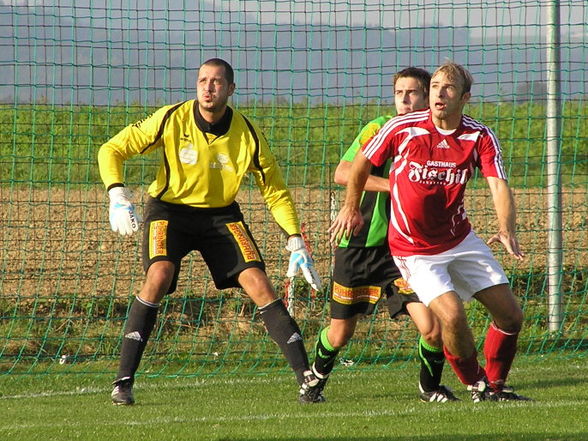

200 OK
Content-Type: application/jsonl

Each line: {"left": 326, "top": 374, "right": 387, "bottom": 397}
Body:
{"left": 111, "top": 377, "right": 135, "bottom": 405}
{"left": 419, "top": 384, "right": 460, "bottom": 403}
{"left": 490, "top": 385, "right": 533, "bottom": 401}
{"left": 299, "top": 369, "right": 327, "bottom": 403}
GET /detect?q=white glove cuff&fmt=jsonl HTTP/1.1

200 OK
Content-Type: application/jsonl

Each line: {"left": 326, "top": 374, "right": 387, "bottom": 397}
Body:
{"left": 286, "top": 236, "right": 305, "bottom": 252}
{"left": 108, "top": 186, "right": 130, "bottom": 202}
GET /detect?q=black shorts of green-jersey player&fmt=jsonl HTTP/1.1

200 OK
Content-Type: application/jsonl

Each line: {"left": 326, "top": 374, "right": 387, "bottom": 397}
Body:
{"left": 331, "top": 245, "right": 420, "bottom": 319}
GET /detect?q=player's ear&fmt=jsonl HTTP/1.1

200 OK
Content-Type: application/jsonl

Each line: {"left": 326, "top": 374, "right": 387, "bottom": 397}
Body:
{"left": 461, "top": 91, "right": 471, "bottom": 104}
{"left": 228, "top": 82, "right": 236, "bottom": 96}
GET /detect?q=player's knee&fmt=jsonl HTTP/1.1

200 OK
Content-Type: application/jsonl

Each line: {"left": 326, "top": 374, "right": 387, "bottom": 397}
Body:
{"left": 145, "top": 261, "right": 175, "bottom": 292}
{"left": 238, "top": 268, "right": 276, "bottom": 304}
{"left": 327, "top": 329, "right": 353, "bottom": 349}
{"left": 495, "top": 306, "right": 523, "bottom": 334}
{"left": 440, "top": 313, "right": 469, "bottom": 337}
{"left": 328, "top": 334, "right": 350, "bottom": 349}
{"left": 420, "top": 328, "right": 442, "bottom": 348}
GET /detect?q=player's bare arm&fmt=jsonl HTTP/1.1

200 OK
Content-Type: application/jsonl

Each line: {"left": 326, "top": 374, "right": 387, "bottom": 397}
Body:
{"left": 334, "top": 160, "right": 389, "bottom": 193}
{"left": 329, "top": 153, "right": 372, "bottom": 245}
{"left": 486, "top": 176, "right": 525, "bottom": 260}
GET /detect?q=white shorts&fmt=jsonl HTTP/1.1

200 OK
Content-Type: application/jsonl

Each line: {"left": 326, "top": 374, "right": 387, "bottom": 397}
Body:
{"left": 392, "top": 231, "right": 509, "bottom": 306}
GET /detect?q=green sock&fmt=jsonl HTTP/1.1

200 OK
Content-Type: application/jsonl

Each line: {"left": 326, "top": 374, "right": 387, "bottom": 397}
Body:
{"left": 313, "top": 327, "right": 339, "bottom": 377}
{"left": 418, "top": 336, "right": 445, "bottom": 392}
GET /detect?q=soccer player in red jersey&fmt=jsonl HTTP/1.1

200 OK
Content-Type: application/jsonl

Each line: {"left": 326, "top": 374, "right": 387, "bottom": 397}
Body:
{"left": 308, "top": 68, "right": 457, "bottom": 404}
{"left": 330, "top": 62, "right": 531, "bottom": 401}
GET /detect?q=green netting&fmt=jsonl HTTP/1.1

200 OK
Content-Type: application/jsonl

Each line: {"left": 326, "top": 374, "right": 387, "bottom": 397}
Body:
{"left": 0, "top": 1, "right": 586, "bottom": 377}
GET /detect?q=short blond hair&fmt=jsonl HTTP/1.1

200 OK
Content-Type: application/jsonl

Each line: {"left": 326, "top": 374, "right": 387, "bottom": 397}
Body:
{"left": 432, "top": 62, "right": 473, "bottom": 94}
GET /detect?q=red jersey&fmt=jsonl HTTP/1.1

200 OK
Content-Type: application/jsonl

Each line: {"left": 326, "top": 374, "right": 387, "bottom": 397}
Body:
{"left": 361, "top": 109, "right": 507, "bottom": 256}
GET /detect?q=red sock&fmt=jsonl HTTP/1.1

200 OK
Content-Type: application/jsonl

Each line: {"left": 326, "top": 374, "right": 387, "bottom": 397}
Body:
{"left": 443, "top": 346, "right": 486, "bottom": 386}
{"left": 484, "top": 323, "right": 518, "bottom": 391}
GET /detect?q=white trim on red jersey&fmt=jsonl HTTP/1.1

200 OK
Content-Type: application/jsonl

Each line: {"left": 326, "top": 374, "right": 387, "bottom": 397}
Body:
{"left": 461, "top": 114, "right": 507, "bottom": 180}
{"left": 362, "top": 109, "right": 429, "bottom": 159}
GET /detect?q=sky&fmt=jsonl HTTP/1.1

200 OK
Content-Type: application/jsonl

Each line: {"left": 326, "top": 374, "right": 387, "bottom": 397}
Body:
{"left": 1, "top": 0, "right": 586, "bottom": 104}
{"left": 2, "top": 0, "right": 586, "bottom": 35}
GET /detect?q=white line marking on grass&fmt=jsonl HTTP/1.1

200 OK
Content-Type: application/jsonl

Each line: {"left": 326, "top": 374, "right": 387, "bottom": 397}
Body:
{"left": 1, "top": 361, "right": 582, "bottom": 401}
{"left": 1, "top": 400, "right": 584, "bottom": 432}
{"left": 0, "top": 376, "right": 279, "bottom": 400}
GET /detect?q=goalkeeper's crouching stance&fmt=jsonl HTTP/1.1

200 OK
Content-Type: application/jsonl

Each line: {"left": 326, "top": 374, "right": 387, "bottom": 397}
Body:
{"left": 98, "top": 58, "right": 324, "bottom": 405}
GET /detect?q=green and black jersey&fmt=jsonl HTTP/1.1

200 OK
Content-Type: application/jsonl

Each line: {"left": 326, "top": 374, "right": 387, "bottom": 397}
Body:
{"left": 339, "top": 115, "right": 393, "bottom": 248}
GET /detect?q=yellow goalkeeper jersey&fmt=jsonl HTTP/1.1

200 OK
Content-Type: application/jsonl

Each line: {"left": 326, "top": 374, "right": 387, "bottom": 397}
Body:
{"left": 98, "top": 100, "right": 301, "bottom": 236}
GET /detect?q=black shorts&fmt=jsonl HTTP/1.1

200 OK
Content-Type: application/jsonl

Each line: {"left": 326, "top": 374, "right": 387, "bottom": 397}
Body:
{"left": 331, "top": 246, "right": 420, "bottom": 319}
{"left": 142, "top": 197, "right": 265, "bottom": 293}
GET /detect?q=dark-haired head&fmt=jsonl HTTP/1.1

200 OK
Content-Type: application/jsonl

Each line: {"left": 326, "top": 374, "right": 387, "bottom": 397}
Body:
{"left": 393, "top": 67, "right": 432, "bottom": 96}
{"left": 201, "top": 58, "right": 234, "bottom": 85}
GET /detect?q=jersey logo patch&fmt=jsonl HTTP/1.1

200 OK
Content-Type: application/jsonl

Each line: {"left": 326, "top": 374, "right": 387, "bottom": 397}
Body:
{"left": 179, "top": 144, "right": 197, "bottom": 165}
{"left": 332, "top": 282, "right": 381, "bottom": 305}
{"left": 210, "top": 153, "right": 234, "bottom": 172}
{"left": 408, "top": 161, "right": 469, "bottom": 185}
{"left": 149, "top": 220, "right": 168, "bottom": 258}
{"left": 226, "top": 222, "right": 261, "bottom": 263}
{"left": 435, "top": 139, "right": 450, "bottom": 149}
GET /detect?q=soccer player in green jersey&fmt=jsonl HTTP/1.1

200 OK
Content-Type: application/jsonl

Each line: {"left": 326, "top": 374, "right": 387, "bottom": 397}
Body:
{"left": 308, "top": 67, "right": 457, "bottom": 403}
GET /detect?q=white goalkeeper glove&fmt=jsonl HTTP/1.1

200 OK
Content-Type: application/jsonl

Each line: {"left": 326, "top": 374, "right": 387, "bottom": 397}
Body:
{"left": 108, "top": 186, "right": 141, "bottom": 236}
{"left": 286, "top": 236, "right": 322, "bottom": 291}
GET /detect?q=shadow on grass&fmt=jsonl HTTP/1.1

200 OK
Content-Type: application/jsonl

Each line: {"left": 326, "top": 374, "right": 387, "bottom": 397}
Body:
{"left": 522, "top": 375, "right": 586, "bottom": 389}
{"left": 225, "top": 435, "right": 588, "bottom": 441}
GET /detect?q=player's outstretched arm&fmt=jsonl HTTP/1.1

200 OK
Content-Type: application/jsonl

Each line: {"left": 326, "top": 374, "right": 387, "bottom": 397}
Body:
{"left": 486, "top": 176, "right": 524, "bottom": 260}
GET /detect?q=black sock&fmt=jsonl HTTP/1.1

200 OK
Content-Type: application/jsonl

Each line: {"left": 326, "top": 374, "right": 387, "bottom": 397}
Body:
{"left": 115, "top": 297, "right": 159, "bottom": 382}
{"left": 313, "top": 327, "right": 339, "bottom": 377}
{"left": 418, "top": 336, "right": 445, "bottom": 392}
{"left": 259, "top": 299, "right": 309, "bottom": 384}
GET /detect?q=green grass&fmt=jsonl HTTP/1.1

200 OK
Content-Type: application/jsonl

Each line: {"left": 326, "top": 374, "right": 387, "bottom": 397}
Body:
{"left": 0, "top": 354, "right": 586, "bottom": 441}
{"left": 1, "top": 101, "right": 586, "bottom": 187}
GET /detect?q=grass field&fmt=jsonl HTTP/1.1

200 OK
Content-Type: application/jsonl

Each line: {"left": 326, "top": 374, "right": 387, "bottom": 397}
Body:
{"left": 1, "top": 354, "right": 586, "bottom": 441}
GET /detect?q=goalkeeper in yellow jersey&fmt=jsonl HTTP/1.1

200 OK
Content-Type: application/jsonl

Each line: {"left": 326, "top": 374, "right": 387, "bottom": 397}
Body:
{"left": 98, "top": 58, "right": 323, "bottom": 405}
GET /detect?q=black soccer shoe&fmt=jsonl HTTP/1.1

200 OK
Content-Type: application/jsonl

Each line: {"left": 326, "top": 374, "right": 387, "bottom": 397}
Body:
{"left": 419, "top": 385, "right": 460, "bottom": 403}
{"left": 299, "top": 369, "right": 327, "bottom": 404}
{"left": 489, "top": 385, "right": 533, "bottom": 401}
{"left": 111, "top": 377, "right": 135, "bottom": 405}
